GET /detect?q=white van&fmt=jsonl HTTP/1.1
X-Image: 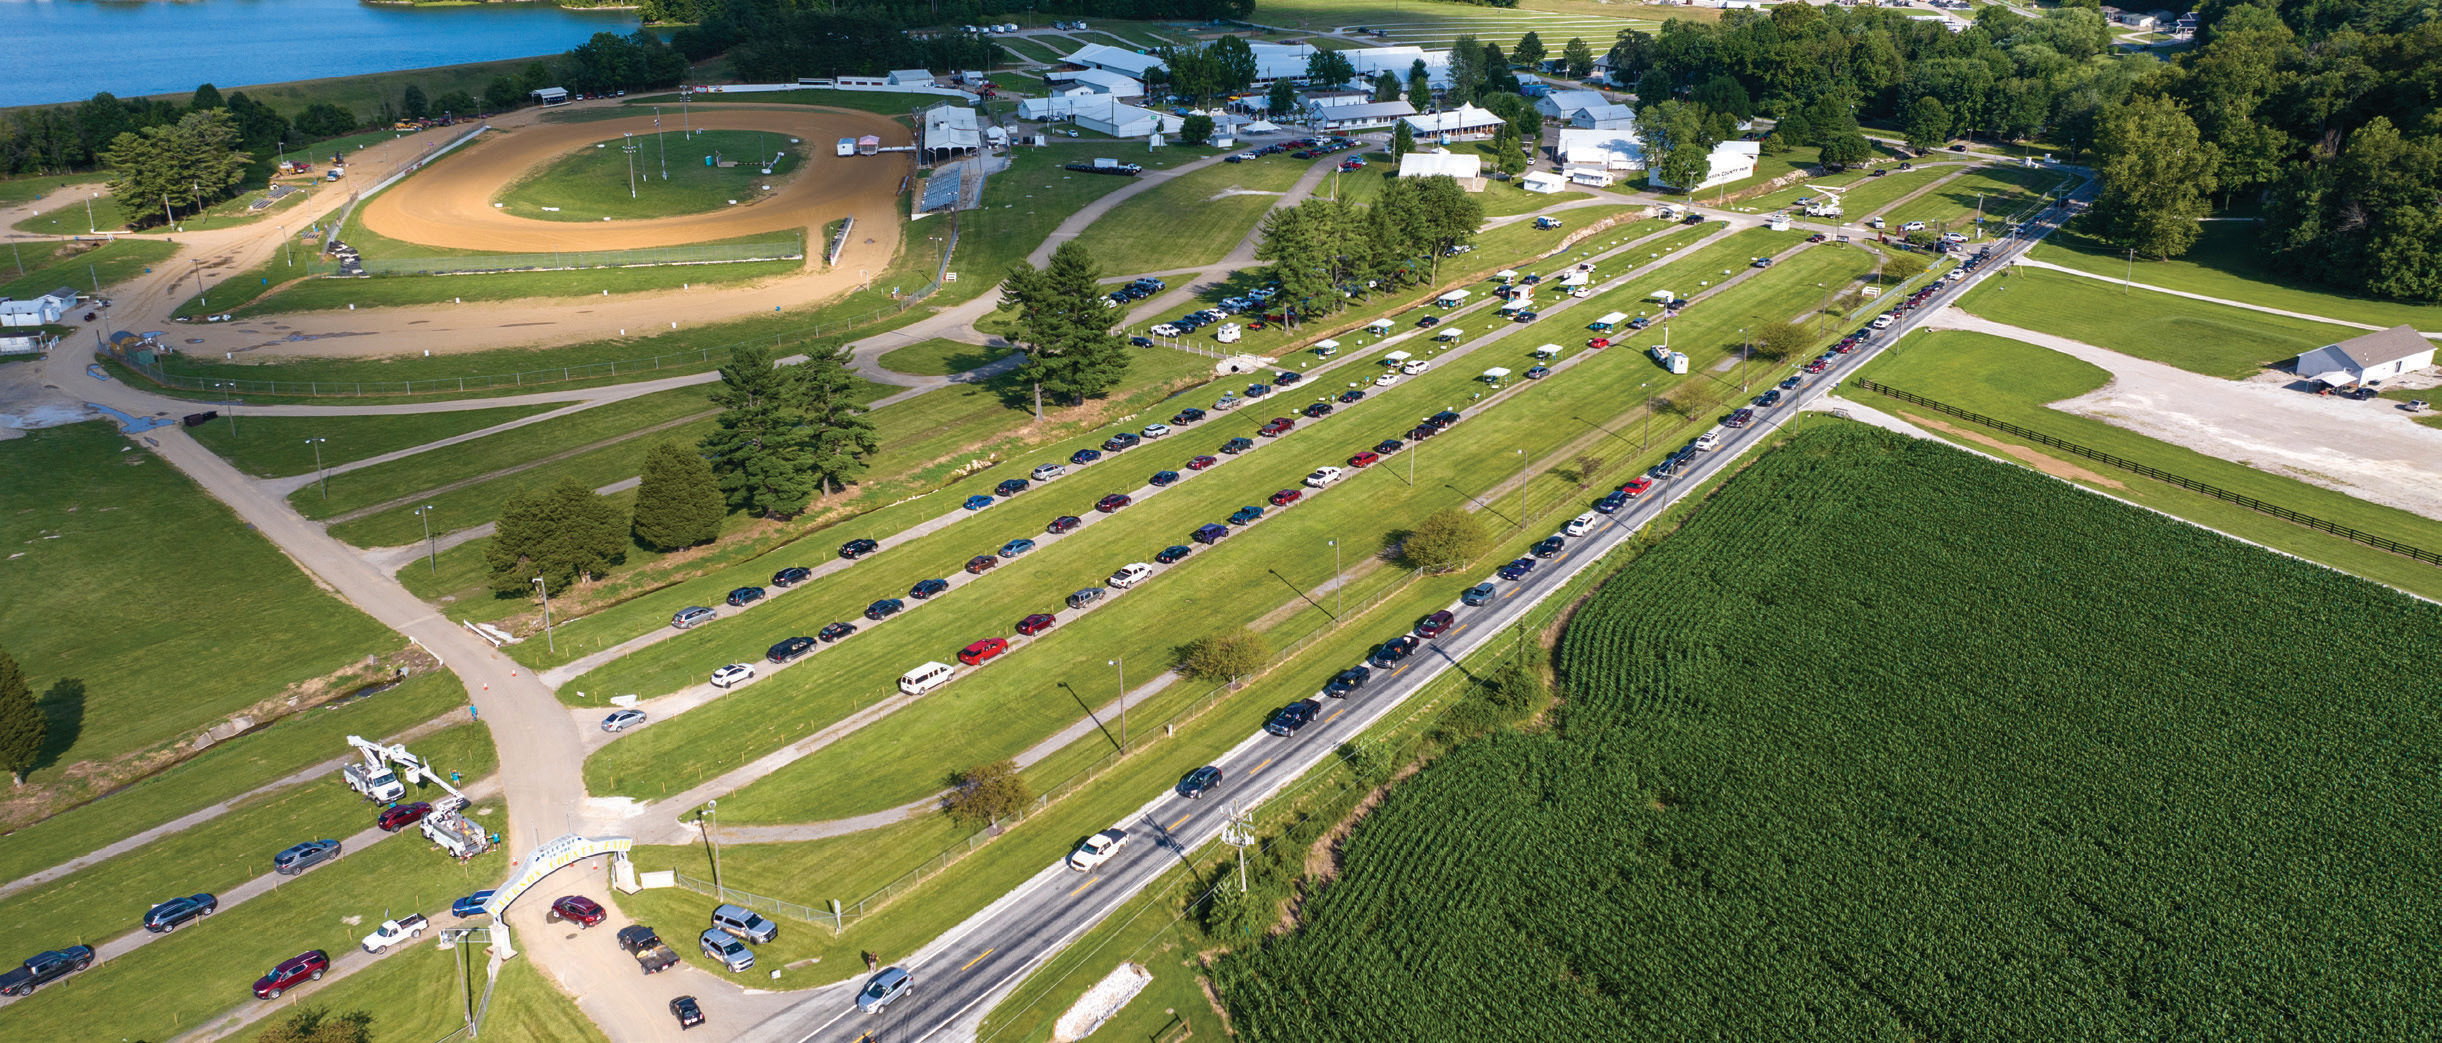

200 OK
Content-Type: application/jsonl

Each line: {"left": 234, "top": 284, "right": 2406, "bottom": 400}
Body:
{"left": 898, "top": 662, "right": 958, "bottom": 696}
{"left": 1565, "top": 512, "right": 1598, "bottom": 537}
{"left": 1402, "top": 358, "right": 1432, "bottom": 374}
{"left": 1216, "top": 324, "right": 1242, "bottom": 344}
{"left": 1108, "top": 562, "right": 1154, "bottom": 588}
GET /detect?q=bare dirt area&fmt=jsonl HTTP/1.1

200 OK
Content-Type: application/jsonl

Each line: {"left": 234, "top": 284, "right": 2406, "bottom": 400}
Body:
{"left": 1899, "top": 412, "right": 2130, "bottom": 489}
{"left": 1930, "top": 312, "right": 2442, "bottom": 521}
{"left": 361, "top": 107, "right": 910, "bottom": 254}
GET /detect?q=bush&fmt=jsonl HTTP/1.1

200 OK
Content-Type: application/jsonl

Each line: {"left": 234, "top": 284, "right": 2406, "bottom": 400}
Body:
{"left": 1401, "top": 507, "right": 1492, "bottom": 572}
{"left": 942, "top": 759, "right": 1029, "bottom": 826}
{"left": 1179, "top": 627, "right": 1269, "bottom": 684}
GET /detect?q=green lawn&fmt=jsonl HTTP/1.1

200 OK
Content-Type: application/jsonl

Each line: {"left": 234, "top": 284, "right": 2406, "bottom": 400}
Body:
{"left": 172, "top": 248, "right": 313, "bottom": 319}
{"left": 1069, "top": 155, "right": 1315, "bottom": 275}
{"left": 0, "top": 173, "right": 110, "bottom": 206}
{"left": 249, "top": 255, "right": 804, "bottom": 317}
{"left": 1857, "top": 329, "right": 2442, "bottom": 602}
{"left": 0, "top": 237, "right": 177, "bottom": 300}
{"left": 200, "top": 55, "right": 553, "bottom": 130}
{"left": 283, "top": 942, "right": 610, "bottom": 1043}
{"left": 1884, "top": 164, "right": 2072, "bottom": 233}
{"left": 0, "top": 817, "right": 509, "bottom": 1043}
{"left": 995, "top": 35, "right": 1072, "bottom": 64}
{"left": 1804, "top": 164, "right": 1953, "bottom": 217}
{"left": 621, "top": 90, "right": 940, "bottom": 119}
{"left": 0, "top": 722, "right": 496, "bottom": 959}
{"left": 1956, "top": 265, "right": 2361, "bottom": 379}
{"left": 291, "top": 386, "right": 715, "bottom": 521}
{"left": 2029, "top": 218, "right": 2442, "bottom": 332}
{"left": 940, "top": 143, "right": 1225, "bottom": 307}
{"left": 874, "top": 338, "right": 1018, "bottom": 377}
{"left": 1325, "top": 157, "right": 1591, "bottom": 218}
{"left": 0, "top": 670, "right": 466, "bottom": 889}
{"left": 0, "top": 423, "right": 399, "bottom": 785}
{"left": 192, "top": 403, "right": 561, "bottom": 478}
{"left": 580, "top": 225, "right": 1835, "bottom": 813}
{"left": 495, "top": 129, "right": 808, "bottom": 222}
{"left": 9, "top": 187, "right": 125, "bottom": 236}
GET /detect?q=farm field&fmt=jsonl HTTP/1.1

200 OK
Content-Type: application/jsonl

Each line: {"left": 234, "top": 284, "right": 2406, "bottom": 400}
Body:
{"left": 2028, "top": 219, "right": 2442, "bottom": 332}
{"left": 1215, "top": 422, "right": 2442, "bottom": 1041}
{"left": 1954, "top": 264, "right": 2359, "bottom": 379}
{"left": 0, "top": 423, "right": 398, "bottom": 789}
{"left": 1855, "top": 329, "right": 2442, "bottom": 602}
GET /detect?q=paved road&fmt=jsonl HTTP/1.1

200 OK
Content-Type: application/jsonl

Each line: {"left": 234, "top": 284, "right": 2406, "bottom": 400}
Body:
{"left": 727, "top": 165, "right": 2100, "bottom": 1043}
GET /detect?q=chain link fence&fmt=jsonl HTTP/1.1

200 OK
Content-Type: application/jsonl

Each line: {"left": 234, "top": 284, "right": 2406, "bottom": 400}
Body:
{"left": 309, "top": 240, "right": 803, "bottom": 276}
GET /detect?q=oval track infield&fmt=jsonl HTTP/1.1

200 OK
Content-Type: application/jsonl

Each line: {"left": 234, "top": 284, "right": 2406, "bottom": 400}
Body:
{"left": 359, "top": 107, "right": 911, "bottom": 253}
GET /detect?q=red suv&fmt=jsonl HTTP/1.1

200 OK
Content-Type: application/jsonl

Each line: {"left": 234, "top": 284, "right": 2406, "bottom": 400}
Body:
{"left": 1620, "top": 476, "right": 1655, "bottom": 498}
{"left": 1096, "top": 494, "right": 1132, "bottom": 513}
{"left": 965, "top": 555, "right": 998, "bottom": 575}
{"left": 1348, "top": 451, "right": 1380, "bottom": 468}
{"left": 1258, "top": 417, "right": 1295, "bottom": 437}
{"left": 376, "top": 802, "right": 433, "bottom": 832}
{"left": 959, "top": 638, "right": 1009, "bottom": 665}
{"left": 1016, "top": 613, "right": 1057, "bottom": 636}
{"left": 551, "top": 895, "right": 606, "bottom": 928}
{"left": 1269, "top": 488, "right": 1303, "bottom": 507}
{"left": 253, "top": 950, "right": 329, "bottom": 1000}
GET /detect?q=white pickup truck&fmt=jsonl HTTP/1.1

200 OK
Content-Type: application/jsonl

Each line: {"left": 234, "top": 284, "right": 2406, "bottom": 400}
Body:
{"left": 361, "top": 914, "right": 429, "bottom": 954}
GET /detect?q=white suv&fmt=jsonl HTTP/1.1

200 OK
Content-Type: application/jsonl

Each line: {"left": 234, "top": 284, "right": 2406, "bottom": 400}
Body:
{"left": 710, "top": 663, "right": 756, "bottom": 688}
{"left": 1141, "top": 423, "right": 1172, "bottom": 440}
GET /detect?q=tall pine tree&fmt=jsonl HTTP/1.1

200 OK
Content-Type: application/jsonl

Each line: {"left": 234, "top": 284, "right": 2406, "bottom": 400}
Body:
{"left": 0, "top": 649, "right": 44, "bottom": 786}
{"left": 486, "top": 479, "right": 626, "bottom": 597}
{"left": 700, "top": 343, "right": 823, "bottom": 516}
{"left": 630, "top": 440, "right": 725, "bottom": 551}
{"left": 1001, "top": 242, "right": 1134, "bottom": 418}
{"left": 800, "top": 343, "right": 881, "bottom": 497}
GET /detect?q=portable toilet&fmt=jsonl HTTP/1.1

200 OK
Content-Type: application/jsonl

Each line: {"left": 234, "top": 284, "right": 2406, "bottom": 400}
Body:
{"left": 838, "top": 138, "right": 857, "bottom": 156}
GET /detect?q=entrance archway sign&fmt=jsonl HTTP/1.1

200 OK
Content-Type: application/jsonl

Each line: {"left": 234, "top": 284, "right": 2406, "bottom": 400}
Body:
{"left": 484, "top": 833, "right": 634, "bottom": 933}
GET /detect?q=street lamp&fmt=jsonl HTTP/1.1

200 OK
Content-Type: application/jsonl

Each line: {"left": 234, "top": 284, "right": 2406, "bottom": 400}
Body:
{"left": 654, "top": 108, "right": 667, "bottom": 180}
{"left": 305, "top": 437, "right": 328, "bottom": 499}
{"left": 84, "top": 192, "right": 96, "bottom": 235}
{"left": 533, "top": 577, "right": 557, "bottom": 653}
{"left": 415, "top": 504, "right": 438, "bottom": 574}
{"left": 1328, "top": 539, "right": 1342, "bottom": 625}
{"left": 623, "top": 133, "right": 638, "bottom": 199}
{"left": 1109, "top": 658, "right": 1127, "bottom": 752}
{"left": 1516, "top": 448, "right": 1528, "bottom": 527}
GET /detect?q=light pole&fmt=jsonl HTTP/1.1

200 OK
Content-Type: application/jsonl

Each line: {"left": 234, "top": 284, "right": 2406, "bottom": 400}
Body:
{"left": 2124, "top": 247, "right": 2135, "bottom": 294}
{"left": 654, "top": 108, "right": 667, "bottom": 180}
{"left": 701, "top": 800, "right": 723, "bottom": 889}
{"left": 624, "top": 134, "right": 638, "bottom": 199}
{"left": 416, "top": 504, "right": 438, "bottom": 574}
{"left": 305, "top": 437, "right": 328, "bottom": 499}
{"left": 1108, "top": 658, "right": 1127, "bottom": 752}
{"left": 533, "top": 577, "right": 557, "bottom": 654}
{"left": 1328, "top": 539, "right": 1342, "bottom": 625}
{"left": 1516, "top": 448, "right": 1528, "bottom": 527}
{"left": 84, "top": 192, "right": 96, "bottom": 235}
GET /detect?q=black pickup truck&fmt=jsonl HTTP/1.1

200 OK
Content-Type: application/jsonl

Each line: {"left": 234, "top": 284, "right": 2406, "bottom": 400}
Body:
{"left": 1, "top": 947, "right": 95, "bottom": 996}
{"left": 617, "top": 925, "right": 681, "bottom": 975}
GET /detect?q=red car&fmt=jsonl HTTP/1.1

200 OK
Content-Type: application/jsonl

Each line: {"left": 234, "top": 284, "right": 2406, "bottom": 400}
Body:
{"left": 1258, "top": 417, "right": 1295, "bottom": 437}
{"left": 1804, "top": 359, "right": 1830, "bottom": 374}
{"left": 1416, "top": 610, "right": 1455, "bottom": 638}
{"left": 551, "top": 895, "right": 606, "bottom": 927}
{"left": 1348, "top": 451, "right": 1381, "bottom": 468}
{"left": 1269, "top": 488, "right": 1304, "bottom": 507}
{"left": 253, "top": 950, "right": 330, "bottom": 1000}
{"left": 1016, "top": 613, "right": 1057, "bottom": 636}
{"left": 1587, "top": 337, "right": 1611, "bottom": 349}
{"left": 1096, "top": 493, "right": 1132, "bottom": 513}
{"left": 959, "top": 637, "right": 1009, "bottom": 665}
{"left": 1186, "top": 455, "right": 1219, "bottom": 470}
{"left": 1621, "top": 476, "right": 1655, "bottom": 498}
{"left": 965, "top": 555, "right": 998, "bottom": 575}
{"left": 376, "top": 802, "right": 434, "bottom": 832}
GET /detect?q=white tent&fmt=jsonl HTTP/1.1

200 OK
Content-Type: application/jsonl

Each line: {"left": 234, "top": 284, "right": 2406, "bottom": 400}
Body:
{"left": 1243, "top": 120, "right": 1283, "bottom": 133}
{"left": 1481, "top": 367, "right": 1512, "bottom": 382}
{"left": 1400, "top": 150, "right": 1482, "bottom": 180}
{"left": 1382, "top": 350, "right": 1413, "bottom": 363}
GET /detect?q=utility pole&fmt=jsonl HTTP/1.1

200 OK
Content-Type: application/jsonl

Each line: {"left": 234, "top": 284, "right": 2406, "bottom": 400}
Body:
{"left": 1220, "top": 801, "right": 1254, "bottom": 894}
{"left": 2124, "top": 247, "right": 2135, "bottom": 294}
{"left": 533, "top": 577, "right": 557, "bottom": 653}
{"left": 701, "top": 800, "right": 723, "bottom": 889}
{"left": 306, "top": 437, "right": 328, "bottom": 498}
{"left": 417, "top": 504, "right": 438, "bottom": 574}
{"left": 1328, "top": 538, "right": 1342, "bottom": 625}
{"left": 1516, "top": 448, "right": 1528, "bottom": 526}
{"left": 1109, "top": 658, "right": 1127, "bottom": 752}
{"left": 84, "top": 192, "right": 96, "bottom": 234}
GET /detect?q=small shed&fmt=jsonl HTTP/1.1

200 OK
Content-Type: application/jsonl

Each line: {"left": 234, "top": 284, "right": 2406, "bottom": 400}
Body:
{"left": 2294, "top": 325, "right": 2437, "bottom": 386}
{"left": 1521, "top": 171, "right": 1567, "bottom": 194}
{"left": 530, "top": 87, "right": 569, "bottom": 106}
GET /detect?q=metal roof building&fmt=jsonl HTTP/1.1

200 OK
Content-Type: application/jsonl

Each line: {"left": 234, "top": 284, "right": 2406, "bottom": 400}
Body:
{"left": 2294, "top": 325, "right": 2437, "bottom": 386}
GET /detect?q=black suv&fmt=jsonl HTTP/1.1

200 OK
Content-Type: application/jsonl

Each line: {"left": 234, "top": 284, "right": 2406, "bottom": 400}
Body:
{"left": 910, "top": 578, "right": 950, "bottom": 599}
{"left": 818, "top": 622, "right": 858, "bottom": 642}
{"left": 1157, "top": 544, "right": 1193, "bottom": 564}
{"left": 1177, "top": 765, "right": 1224, "bottom": 798}
{"left": 143, "top": 894, "right": 217, "bottom": 932}
{"left": 726, "top": 586, "right": 765, "bottom": 607}
{"left": 1303, "top": 402, "right": 1334, "bottom": 419}
{"left": 766, "top": 636, "right": 816, "bottom": 663}
{"left": 771, "top": 566, "right": 812, "bottom": 587}
{"left": 1220, "top": 437, "right": 1255, "bottom": 454}
{"left": 1374, "top": 438, "right": 1404, "bottom": 455}
{"left": 838, "top": 539, "right": 879, "bottom": 559}
{"left": 1264, "top": 699, "right": 1322, "bottom": 736}
{"left": 1323, "top": 666, "right": 1371, "bottom": 698}
{"left": 1103, "top": 432, "right": 1141, "bottom": 452}
{"left": 996, "top": 478, "right": 1030, "bottom": 498}
{"left": 865, "top": 598, "right": 905, "bottom": 620}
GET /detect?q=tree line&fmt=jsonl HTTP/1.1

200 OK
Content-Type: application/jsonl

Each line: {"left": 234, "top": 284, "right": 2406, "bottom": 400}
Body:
{"left": 645, "top": 0, "right": 1250, "bottom": 32}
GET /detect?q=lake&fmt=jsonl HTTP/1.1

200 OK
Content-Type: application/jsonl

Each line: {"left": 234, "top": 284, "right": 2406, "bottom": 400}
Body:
{"left": 4, "top": 0, "right": 642, "bottom": 109}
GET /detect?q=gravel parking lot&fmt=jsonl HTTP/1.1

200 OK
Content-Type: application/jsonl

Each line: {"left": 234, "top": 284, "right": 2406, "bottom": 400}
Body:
{"left": 1929, "top": 312, "right": 2442, "bottom": 521}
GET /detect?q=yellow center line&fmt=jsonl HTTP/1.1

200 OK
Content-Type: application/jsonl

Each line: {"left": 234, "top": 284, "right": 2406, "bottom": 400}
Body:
{"left": 1068, "top": 876, "right": 1100, "bottom": 899}
{"left": 1326, "top": 708, "right": 1347, "bottom": 723}
{"left": 1170, "top": 813, "right": 1191, "bottom": 830}
{"left": 960, "top": 947, "right": 995, "bottom": 972}
{"left": 1246, "top": 756, "right": 1276, "bottom": 776}
{"left": 1450, "top": 623, "right": 1469, "bottom": 634}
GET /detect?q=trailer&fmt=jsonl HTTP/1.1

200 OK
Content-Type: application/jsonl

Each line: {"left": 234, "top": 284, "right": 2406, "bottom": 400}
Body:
{"left": 837, "top": 138, "right": 857, "bottom": 157}
{"left": 1064, "top": 159, "right": 1142, "bottom": 176}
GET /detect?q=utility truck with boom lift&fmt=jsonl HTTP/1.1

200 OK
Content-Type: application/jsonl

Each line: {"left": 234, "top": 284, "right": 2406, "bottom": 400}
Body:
{"left": 343, "top": 736, "right": 492, "bottom": 859}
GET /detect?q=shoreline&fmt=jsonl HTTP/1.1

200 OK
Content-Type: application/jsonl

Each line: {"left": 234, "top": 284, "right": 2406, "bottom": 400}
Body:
{"left": 361, "top": 0, "right": 645, "bottom": 8}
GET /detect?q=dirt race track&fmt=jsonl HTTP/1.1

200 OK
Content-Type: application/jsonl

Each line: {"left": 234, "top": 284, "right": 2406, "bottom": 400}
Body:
{"left": 360, "top": 106, "right": 911, "bottom": 259}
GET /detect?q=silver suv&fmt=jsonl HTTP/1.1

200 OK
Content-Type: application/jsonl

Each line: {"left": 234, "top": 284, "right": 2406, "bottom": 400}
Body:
{"left": 857, "top": 967, "right": 914, "bottom": 1013}
{"left": 710, "top": 903, "right": 778, "bottom": 944}
{"left": 671, "top": 606, "right": 717, "bottom": 629}
{"left": 1031, "top": 463, "right": 1067, "bottom": 481}
{"left": 699, "top": 929, "right": 755, "bottom": 971}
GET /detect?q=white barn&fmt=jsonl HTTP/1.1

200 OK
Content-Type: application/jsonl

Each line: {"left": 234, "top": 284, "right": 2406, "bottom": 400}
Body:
{"left": 2294, "top": 325, "right": 2437, "bottom": 386}
{"left": 1018, "top": 95, "right": 1182, "bottom": 139}
{"left": 1401, "top": 103, "right": 1504, "bottom": 141}
{"left": 0, "top": 287, "right": 76, "bottom": 328}
{"left": 1310, "top": 100, "right": 1416, "bottom": 132}
{"left": 1647, "top": 140, "right": 1762, "bottom": 191}
{"left": 886, "top": 69, "right": 935, "bottom": 87}
{"left": 1557, "top": 127, "right": 1645, "bottom": 172}
{"left": 1060, "top": 44, "right": 1167, "bottom": 81}
{"left": 1398, "top": 149, "right": 1482, "bottom": 180}
{"left": 1044, "top": 68, "right": 1144, "bottom": 99}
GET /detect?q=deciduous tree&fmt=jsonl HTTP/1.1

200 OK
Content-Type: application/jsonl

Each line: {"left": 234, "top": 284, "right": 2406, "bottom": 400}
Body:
{"left": 1269, "top": 78, "right": 1299, "bottom": 116}
{"left": 1181, "top": 113, "right": 1215, "bottom": 146}
{"left": 1562, "top": 37, "right": 1596, "bottom": 80}
{"left": 1408, "top": 60, "right": 1433, "bottom": 108}
{"left": 943, "top": 760, "right": 1029, "bottom": 825}
{"left": 2092, "top": 95, "right": 2220, "bottom": 259}
{"left": 630, "top": 440, "right": 725, "bottom": 551}
{"left": 254, "top": 1006, "right": 374, "bottom": 1043}
{"left": 102, "top": 109, "right": 252, "bottom": 228}
{"left": 1390, "top": 119, "right": 1416, "bottom": 161}
{"left": 1513, "top": 31, "right": 1548, "bottom": 69}
{"left": 1180, "top": 627, "right": 1269, "bottom": 684}
{"left": 400, "top": 84, "right": 430, "bottom": 121}
{"left": 1403, "top": 507, "right": 1492, "bottom": 572}
{"left": 1904, "top": 95, "right": 1953, "bottom": 151}
{"left": 1306, "top": 48, "right": 1356, "bottom": 90}
{"left": 1755, "top": 321, "right": 1812, "bottom": 361}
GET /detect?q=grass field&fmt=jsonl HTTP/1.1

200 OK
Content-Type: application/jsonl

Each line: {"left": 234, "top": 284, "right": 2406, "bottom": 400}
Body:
{"left": 246, "top": 254, "right": 803, "bottom": 317}
{"left": 495, "top": 129, "right": 806, "bottom": 222}
{"left": 9, "top": 187, "right": 124, "bottom": 236}
{"left": 280, "top": 942, "right": 610, "bottom": 1043}
{"left": 575, "top": 224, "right": 1833, "bottom": 812}
{"left": 1214, "top": 421, "right": 2442, "bottom": 1041}
{"left": 13, "top": 181, "right": 314, "bottom": 237}
{"left": 1067, "top": 154, "right": 1315, "bottom": 275}
{"left": 0, "top": 815, "right": 508, "bottom": 1043}
{"left": 1856, "top": 329, "right": 2442, "bottom": 602}
{"left": 1326, "top": 157, "right": 1591, "bottom": 218}
{"left": 1884, "top": 164, "right": 2073, "bottom": 233}
{"left": 190, "top": 402, "right": 562, "bottom": 478}
{"left": 620, "top": 90, "right": 940, "bottom": 119}
{"left": 937, "top": 143, "right": 1223, "bottom": 307}
{"left": 172, "top": 249, "right": 312, "bottom": 319}
{"left": 1955, "top": 264, "right": 2360, "bottom": 379}
{"left": 2030, "top": 219, "right": 2442, "bottom": 332}
{"left": 0, "top": 670, "right": 466, "bottom": 889}
{"left": 0, "top": 173, "right": 109, "bottom": 206}
{"left": 198, "top": 54, "right": 553, "bottom": 129}
{"left": 874, "top": 338, "right": 1017, "bottom": 376}
{"left": 0, "top": 423, "right": 399, "bottom": 784}
{"left": 0, "top": 237, "right": 176, "bottom": 300}
{"left": 0, "top": 721, "right": 496, "bottom": 959}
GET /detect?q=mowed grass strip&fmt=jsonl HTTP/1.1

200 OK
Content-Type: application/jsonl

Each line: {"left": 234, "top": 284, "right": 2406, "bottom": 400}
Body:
{"left": 1067, "top": 153, "right": 1317, "bottom": 275}
{"left": 275, "top": 942, "right": 610, "bottom": 1043}
{"left": 495, "top": 129, "right": 810, "bottom": 223}
{"left": 0, "top": 722, "right": 497, "bottom": 959}
{"left": 292, "top": 386, "right": 715, "bottom": 520}
{"left": 0, "top": 825, "right": 509, "bottom": 1043}
{"left": 1857, "top": 329, "right": 2442, "bottom": 601}
{"left": 0, "top": 671, "right": 466, "bottom": 889}
{"left": 0, "top": 423, "right": 398, "bottom": 781}
{"left": 0, "top": 237, "right": 177, "bottom": 300}
{"left": 1955, "top": 264, "right": 2361, "bottom": 379}
{"left": 874, "top": 338, "right": 1018, "bottom": 377}
{"left": 924, "top": 142, "right": 1220, "bottom": 308}
{"left": 192, "top": 403, "right": 562, "bottom": 478}
{"left": 1885, "top": 164, "right": 2073, "bottom": 231}
{"left": 241, "top": 256, "right": 804, "bottom": 317}
{"left": 2029, "top": 218, "right": 2442, "bottom": 332}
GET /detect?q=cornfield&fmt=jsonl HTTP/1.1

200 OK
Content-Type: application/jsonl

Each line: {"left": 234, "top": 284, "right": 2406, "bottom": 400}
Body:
{"left": 1213, "top": 425, "right": 2442, "bottom": 1041}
